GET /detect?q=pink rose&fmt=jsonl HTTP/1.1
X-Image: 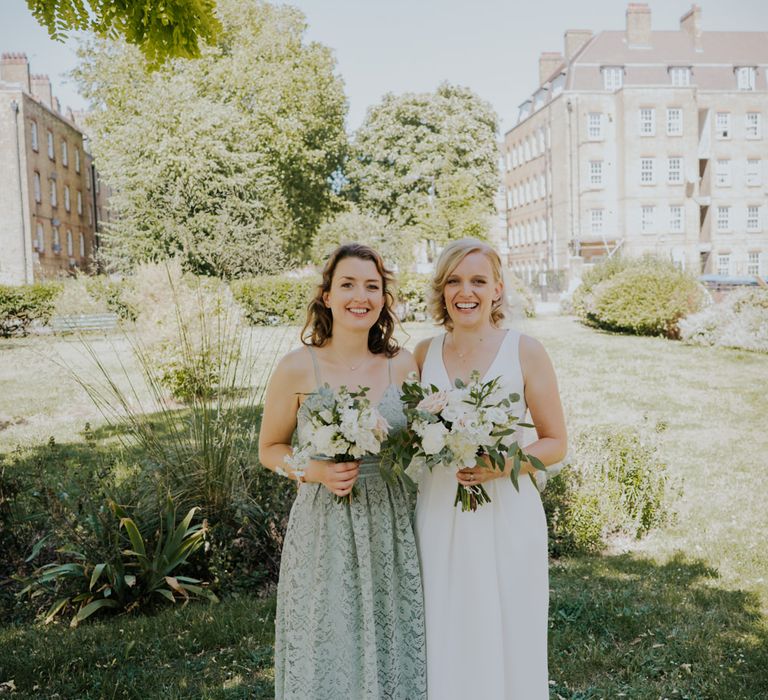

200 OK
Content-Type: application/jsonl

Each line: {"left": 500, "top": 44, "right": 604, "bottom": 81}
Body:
{"left": 417, "top": 390, "right": 450, "bottom": 415}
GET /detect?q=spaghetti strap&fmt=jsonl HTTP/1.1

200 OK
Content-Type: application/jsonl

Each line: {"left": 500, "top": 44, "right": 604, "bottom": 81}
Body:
{"left": 387, "top": 356, "right": 393, "bottom": 384}
{"left": 306, "top": 346, "right": 322, "bottom": 387}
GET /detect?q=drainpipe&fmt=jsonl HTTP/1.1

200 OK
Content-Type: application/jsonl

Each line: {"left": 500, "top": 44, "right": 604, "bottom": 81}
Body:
{"left": 11, "top": 99, "right": 31, "bottom": 283}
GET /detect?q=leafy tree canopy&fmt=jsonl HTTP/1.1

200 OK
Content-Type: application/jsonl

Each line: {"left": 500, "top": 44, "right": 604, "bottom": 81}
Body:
{"left": 26, "top": 0, "right": 222, "bottom": 65}
{"left": 346, "top": 83, "right": 499, "bottom": 243}
{"left": 74, "top": 0, "right": 348, "bottom": 278}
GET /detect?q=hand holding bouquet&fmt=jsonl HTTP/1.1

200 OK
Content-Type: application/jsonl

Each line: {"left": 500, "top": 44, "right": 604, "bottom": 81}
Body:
{"left": 284, "top": 384, "right": 390, "bottom": 504}
{"left": 398, "top": 371, "right": 545, "bottom": 512}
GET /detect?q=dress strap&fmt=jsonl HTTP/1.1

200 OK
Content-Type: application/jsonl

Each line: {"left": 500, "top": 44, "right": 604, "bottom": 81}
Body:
{"left": 306, "top": 346, "right": 322, "bottom": 387}
{"left": 387, "top": 356, "right": 393, "bottom": 384}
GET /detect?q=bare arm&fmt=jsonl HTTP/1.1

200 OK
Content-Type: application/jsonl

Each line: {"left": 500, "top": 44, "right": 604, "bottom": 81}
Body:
{"left": 258, "top": 350, "right": 359, "bottom": 496}
{"left": 413, "top": 338, "right": 432, "bottom": 374}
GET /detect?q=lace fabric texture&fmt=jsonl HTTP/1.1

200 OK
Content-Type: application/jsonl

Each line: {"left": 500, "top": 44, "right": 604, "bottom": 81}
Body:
{"left": 274, "top": 385, "right": 427, "bottom": 700}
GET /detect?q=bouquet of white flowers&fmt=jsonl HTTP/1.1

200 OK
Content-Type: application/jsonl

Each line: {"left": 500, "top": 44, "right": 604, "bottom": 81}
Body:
{"left": 397, "top": 371, "right": 545, "bottom": 511}
{"left": 284, "top": 384, "right": 391, "bottom": 503}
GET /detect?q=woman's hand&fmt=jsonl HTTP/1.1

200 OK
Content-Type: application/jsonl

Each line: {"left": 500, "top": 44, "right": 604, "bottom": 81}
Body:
{"left": 456, "top": 454, "right": 503, "bottom": 486}
{"left": 306, "top": 459, "right": 360, "bottom": 497}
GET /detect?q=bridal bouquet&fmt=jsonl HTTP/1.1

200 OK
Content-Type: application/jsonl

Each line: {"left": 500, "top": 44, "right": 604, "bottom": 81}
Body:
{"left": 283, "top": 384, "right": 390, "bottom": 504}
{"left": 397, "top": 371, "right": 545, "bottom": 512}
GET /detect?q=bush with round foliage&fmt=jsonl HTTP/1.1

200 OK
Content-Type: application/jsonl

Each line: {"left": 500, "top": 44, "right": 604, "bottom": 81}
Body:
{"left": 0, "top": 283, "right": 60, "bottom": 337}
{"left": 231, "top": 275, "right": 318, "bottom": 326}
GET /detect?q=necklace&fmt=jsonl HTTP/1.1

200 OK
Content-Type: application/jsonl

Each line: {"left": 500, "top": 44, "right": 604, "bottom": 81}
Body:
{"left": 332, "top": 349, "right": 370, "bottom": 371}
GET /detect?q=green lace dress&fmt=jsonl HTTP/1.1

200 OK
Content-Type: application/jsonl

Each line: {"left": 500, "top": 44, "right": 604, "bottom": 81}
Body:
{"left": 274, "top": 353, "right": 427, "bottom": 700}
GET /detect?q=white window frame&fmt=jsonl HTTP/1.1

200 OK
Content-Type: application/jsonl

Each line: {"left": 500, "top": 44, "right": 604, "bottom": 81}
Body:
{"left": 715, "top": 159, "right": 732, "bottom": 187}
{"left": 641, "top": 205, "right": 655, "bottom": 234}
{"left": 64, "top": 185, "right": 71, "bottom": 212}
{"left": 736, "top": 66, "right": 756, "bottom": 91}
{"left": 666, "top": 108, "right": 683, "bottom": 136}
{"left": 747, "top": 252, "right": 760, "bottom": 276}
{"left": 75, "top": 147, "right": 81, "bottom": 173}
{"left": 669, "top": 67, "right": 691, "bottom": 87}
{"left": 589, "top": 160, "right": 603, "bottom": 187}
{"left": 716, "top": 205, "right": 731, "bottom": 232}
{"left": 602, "top": 66, "right": 624, "bottom": 91}
{"left": 50, "top": 179, "right": 57, "bottom": 207}
{"left": 35, "top": 223, "right": 45, "bottom": 252}
{"left": 33, "top": 171, "right": 41, "bottom": 203}
{"left": 717, "top": 254, "right": 731, "bottom": 276}
{"left": 716, "top": 112, "right": 731, "bottom": 139}
{"left": 747, "top": 206, "right": 761, "bottom": 232}
{"left": 746, "top": 159, "right": 762, "bottom": 186}
{"left": 77, "top": 190, "right": 83, "bottom": 215}
{"left": 667, "top": 157, "right": 683, "bottom": 184}
{"left": 669, "top": 205, "right": 684, "bottom": 233}
{"left": 61, "top": 140, "right": 68, "bottom": 167}
{"left": 587, "top": 112, "right": 604, "bottom": 140}
{"left": 80, "top": 232, "right": 86, "bottom": 257}
{"left": 639, "top": 108, "right": 655, "bottom": 136}
{"left": 590, "top": 208, "right": 604, "bottom": 235}
{"left": 52, "top": 226, "right": 61, "bottom": 253}
{"left": 30, "top": 120, "right": 39, "bottom": 151}
{"left": 640, "top": 158, "right": 655, "bottom": 185}
{"left": 47, "top": 130, "right": 54, "bottom": 159}
{"left": 745, "top": 112, "right": 762, "bottom": 140}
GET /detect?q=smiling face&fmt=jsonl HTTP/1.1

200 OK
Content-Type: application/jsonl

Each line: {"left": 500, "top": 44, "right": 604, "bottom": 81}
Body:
{"left": 442, "top": 251, "right": 503, "bottom": 329}
{"left": 323, "top": 255, "right": 385, "bottom": 332}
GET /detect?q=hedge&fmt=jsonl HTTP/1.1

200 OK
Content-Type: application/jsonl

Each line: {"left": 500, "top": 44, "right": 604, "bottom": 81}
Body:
{"left": 0, "top": 284, "right": 60, "bottom": 337}
{"left": 231, "top": 275, "right": 319, "bottom": 325}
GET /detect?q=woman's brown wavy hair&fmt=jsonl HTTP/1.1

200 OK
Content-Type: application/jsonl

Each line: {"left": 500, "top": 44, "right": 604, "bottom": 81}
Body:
{"left": 301, "top": 243, "right": 400, "bottom": 357}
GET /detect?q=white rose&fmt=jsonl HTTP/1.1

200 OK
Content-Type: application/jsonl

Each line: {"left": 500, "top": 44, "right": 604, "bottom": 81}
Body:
{"left": 311, "top": 424, "right": 337, "bottom": 455}
{"left": 421, "top": 422, "right": 448, "bottom": 455}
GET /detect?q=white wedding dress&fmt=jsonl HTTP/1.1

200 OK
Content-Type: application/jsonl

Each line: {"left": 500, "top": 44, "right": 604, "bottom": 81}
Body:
{"left": 415, "top": 329, "right": 549, "bottom": 699}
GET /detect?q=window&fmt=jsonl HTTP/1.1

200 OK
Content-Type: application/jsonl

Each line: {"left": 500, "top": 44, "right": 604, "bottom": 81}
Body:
{"left": 640, "top": 158, "right": 655, "bottom": 185}
{"left": 52, "top": 227, "right": 61, "bottom": 253}
{"left": 61, "top": 141, "right": 68, "bottom": 167}
{"left": 532, "top": 177, "right": 539, "bottom": 201}
{"left": 525, "top": 180, "right": 531, "bottom": 204}
{"left": 590, "top": 209, "right": 604, "bottom": 235}
{"left": 75, "top": 147, "right": 81, "bottom": 173}
{"left": 716, "top": 206, "right": 731, "bottom": 232}
{"left": 667, "top": 108, "right": 683, "bottom": 136}
{"left": 35, "top": 223, "right": 45, "bottom": 252}
{"left": 746, "top": 112, "right": 762, "bottom": 139}
{"left": 602, "top": 66, "right": 623, "bottom": 91}
{"left": 747, "top": 206, "right": 761, "bottom": 232}
{"left": 639, "top": 108, "right": 655, "bottom": 136}
{"left": 66, "top": 230, "right": 73, "bottom": 257}
{"left": 33, "top": 172, "right": 41, "bottom": 203}
{"left": 506, "top": 190, "right": 513, "bottom": 209}
{"left": 641, "top": 205, "right": 655, "bottom": 234}
{"left": 47, "top": 130, "right": 54, "bottom": 159}
{"left": 538, "top": 128, "right": 545, "bottom": 153}
{"left": 715, "top": 159, "right": 732, "bottom": 187}
{"left": 668, "top": 157, "right": 683, "bottom": 184}
{"left": 587, "top": 112, "right": 604, "bottom": 140}
{"left": 670, "top": 67, "right": 691, "bottom": 87}
{"left": 50, "top": 179, "right": 57, "bottom": 207}
{"left": 95, "top": 176, "right": 100, "bottom": 195}
{"left": 80, "top": 232, "right": 86, "bottom": 258}
{"left": 589, "top": 160, "right": 603, "bottom": 187}
{"left": 716, "top": 112, "right": 731, "bottom": 139}
{"left": 64, "top": 185, "right": 71, "bottom": 212}
{"left": 77, "top": 190, "right": 83, "bottom": 215}
{"left": 669, "top": 205, "right": 684, "bottom": 233}
{"left": 523, "top": 140, "right": 531, "bottom": 162}
{"left": 531, "top": 135, "right": 538, "bottom": 158}
{"left": 747, "top": 252, "right": 760, "bottom": 276}
{"left": 30, "top": 121, "right": 38, "bottom": 151}
{"left": 717, "top": 254, "right": 731, "bottom": 276}
{"left": 736, "top": 66, "right": 756, "bottom": 91}
{"left": 746, "top": 159, "right": 762, "bottom": 186}
{"left": 539, "top": 173, "right": 546, "bottom": 197}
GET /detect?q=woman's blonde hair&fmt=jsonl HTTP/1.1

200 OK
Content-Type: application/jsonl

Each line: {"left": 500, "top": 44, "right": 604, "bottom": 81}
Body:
{"left": 428, "top": 238, "right": 506, "bottom": 330}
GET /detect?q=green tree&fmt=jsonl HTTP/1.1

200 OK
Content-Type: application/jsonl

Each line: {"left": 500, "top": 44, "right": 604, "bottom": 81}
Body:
{"left": 311, "top": 204, "right": 414, "bottom": 269}
{"left": 74, "top": 0, "right": 348, "bottom": 278}
{"left": 26, "top": 0, "right": 221, "bottom": 64}
{"left": 346, "top": 83, "right": 499, "bottom": 243}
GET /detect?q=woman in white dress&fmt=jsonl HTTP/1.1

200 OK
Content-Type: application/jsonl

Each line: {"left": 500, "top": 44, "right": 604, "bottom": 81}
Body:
{"left": 413, "top": 238, "right": 567, "bottom": 699}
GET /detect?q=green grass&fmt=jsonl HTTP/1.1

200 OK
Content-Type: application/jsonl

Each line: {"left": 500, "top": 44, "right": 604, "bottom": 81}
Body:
{"left": 2, "top": 317, "right": 768, "bottom": 698}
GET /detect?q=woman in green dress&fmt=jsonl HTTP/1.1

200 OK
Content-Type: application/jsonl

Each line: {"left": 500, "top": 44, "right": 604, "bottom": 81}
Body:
{"left": 259, "top": 243, "right": 427, "bottom": 700}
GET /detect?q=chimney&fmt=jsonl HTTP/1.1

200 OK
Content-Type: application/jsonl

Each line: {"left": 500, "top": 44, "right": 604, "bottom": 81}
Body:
{"left": 626, "top": 3, "right": 652, "bottom": 47}
{"left": 564, "top": 30, "right": 593, "bottom": 61}
{"left": 0, "top": 52, "right": 30, "bottom": 92}
{"left": 680, "top": 4, "right": 703, "bottom": 51}
{"left": 30, "top": 74, "right": 53, "bottom": 108}
{"left": 539, "top": 52, "right": 564, "bottom": 84}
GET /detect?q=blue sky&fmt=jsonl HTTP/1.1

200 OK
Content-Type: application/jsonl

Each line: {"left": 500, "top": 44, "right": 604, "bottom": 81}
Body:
{"left": 1, "top": 0, "right": 766, "bottom": 133}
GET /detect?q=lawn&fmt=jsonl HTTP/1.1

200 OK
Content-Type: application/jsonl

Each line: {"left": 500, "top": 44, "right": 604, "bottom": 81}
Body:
{"left": 2, "top": 316, "right": 767, "bottom": 698}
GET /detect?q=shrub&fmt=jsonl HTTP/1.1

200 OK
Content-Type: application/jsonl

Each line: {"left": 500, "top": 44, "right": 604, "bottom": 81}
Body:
{"left": 85, "top": 277, "right": 138, "bottom": 321}
{"left": 396, "top": 272, "right": 430, "bottom": 321}
{"left": 680, "top": 287, "right": 768, "bottom": 353}
{"left": 576, "top": 257, "right": 705, "bottom": 338}
{"left": 231, "top": 275, "right": 318, "bottom": 326}
{"left": 503, "top": 270, "right": 536, "bottom": 318}
{"left": 542, "top": 423, "right": 675, "bottom": 557}
{"left": 0, "top": 283, "right": 60, "bottom": 337}
{"left": 571, "top": 255, "right": 635, "bottom": 319}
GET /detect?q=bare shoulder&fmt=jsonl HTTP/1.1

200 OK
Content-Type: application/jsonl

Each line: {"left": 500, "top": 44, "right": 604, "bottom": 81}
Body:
{"left": 518, "top": 333, "right": 555, "bottom": 373}
{"left": 413, "top": 336, "right": 436, "bottom": 370}
{"left": 390, "top": 347, "right": 419, "bottom": 382}
{"left": 270, "top": 345, "right": 315, "bottom": 391}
